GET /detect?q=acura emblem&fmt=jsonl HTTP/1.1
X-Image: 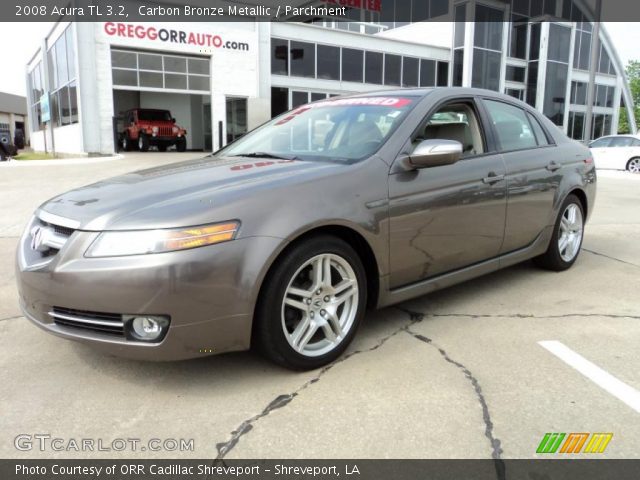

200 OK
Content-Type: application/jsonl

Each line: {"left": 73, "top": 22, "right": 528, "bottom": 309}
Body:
{"left": 30, "top": 226, "right": 49, "bottom": 252}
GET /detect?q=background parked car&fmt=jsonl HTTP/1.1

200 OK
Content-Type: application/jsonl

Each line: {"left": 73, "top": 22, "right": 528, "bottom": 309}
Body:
{"left": 119, "top": 108, "right": 187, "bottom": 152}
{"left": 0, "top": 132, "right": 17, "bottom": 161}
{"left": 589, "top": 135, "right": 640, "bottom": 173}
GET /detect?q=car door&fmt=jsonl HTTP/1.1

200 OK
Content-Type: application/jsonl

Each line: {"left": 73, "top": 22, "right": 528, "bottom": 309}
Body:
{"left": 607, "top": 136, "right": 634, "bottom": 170}
{"left": 480, "top": 99, "right": 560, "bottom": 254}
{"left": 387, "top": 97, "right": 507, "bottom": 288}
{"left": 589, "top": 137, "right": 612, "bottom": 169}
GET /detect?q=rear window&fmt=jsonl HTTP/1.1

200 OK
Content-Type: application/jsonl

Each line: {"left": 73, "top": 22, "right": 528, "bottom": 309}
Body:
{"left": 589, "top": 138, "right": 612, "bottom": 148}
{"left": 609, "top": 137, "right": 633, "bottom": 147}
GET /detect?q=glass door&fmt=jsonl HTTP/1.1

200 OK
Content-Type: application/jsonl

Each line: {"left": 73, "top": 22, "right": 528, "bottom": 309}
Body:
{"left": 226, "top": 98, "right": 247, "bottom": 144}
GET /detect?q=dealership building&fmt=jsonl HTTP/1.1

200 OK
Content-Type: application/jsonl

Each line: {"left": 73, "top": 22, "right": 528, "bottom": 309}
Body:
{"left": 26, "top": 0, "right": 635, "bottom": 155}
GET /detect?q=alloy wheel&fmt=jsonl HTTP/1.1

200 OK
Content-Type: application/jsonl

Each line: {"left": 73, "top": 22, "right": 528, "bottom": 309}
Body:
{"left": 281, "top": 253, "right": 359, "bottom": 357}
{"left": 558, "top": 203, "right": 583, "bottom": 262}
{"left": 628, "top": 158, "right": 640, "bottom": 174}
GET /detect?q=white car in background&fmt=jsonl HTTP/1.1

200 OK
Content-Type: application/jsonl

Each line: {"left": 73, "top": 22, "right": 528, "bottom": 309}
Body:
{"left": 589, "top": 135, "right": 640, "bottom": 173}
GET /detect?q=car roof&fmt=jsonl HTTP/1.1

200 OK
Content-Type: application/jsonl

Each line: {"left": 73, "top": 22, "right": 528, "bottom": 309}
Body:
{"left": 343, "top": 87, "right": 518, "bottom": 99}
{"left": 598, "top": 134, "right": 638, "bottom": 139}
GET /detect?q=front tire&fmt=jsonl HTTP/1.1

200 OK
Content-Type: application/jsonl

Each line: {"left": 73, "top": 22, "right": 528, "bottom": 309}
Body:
{"left": 254, "top": 235, "right": 367, "bottom": 370}
{"left": 627, "top": 157, "right": 640, "bottom": 173}
{"left": 534, "top": 194, "right": 584, "bottom": 271}
{"left": 176, "top": 137, "right": 187, "bottom": 152}
{"left": 138, "top": 134, "right": 149, "bottom": 152}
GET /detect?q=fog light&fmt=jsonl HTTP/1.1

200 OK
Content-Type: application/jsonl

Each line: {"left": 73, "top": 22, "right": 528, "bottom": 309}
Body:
{"left": 126, "top": 316, "right": 169, "bottom": 342}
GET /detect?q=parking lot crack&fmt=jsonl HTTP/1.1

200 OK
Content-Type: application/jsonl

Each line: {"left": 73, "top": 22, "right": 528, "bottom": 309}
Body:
{"left": 0, "top": 315, "right": 22, "bottom": 322}
{"left": 397, "top": 308, "right": 640, "bottom": 321}
{"left": 214, "top": 317, "right": 421, "bottom": 460}
{"left": 404, "top": 326, "right": 505, "bottom": 478}
{"left": 583, "top": 248, "right": 640, "bottom": 269}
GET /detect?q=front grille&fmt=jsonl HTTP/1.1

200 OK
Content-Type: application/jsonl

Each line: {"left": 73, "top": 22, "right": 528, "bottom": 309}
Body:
{"left": 52, "top": 224, "right": 74, "bottom": 237}
{"left": 50, "top": 307, "right": 125, "bottom": 337}
{"left": 32, "top": 218, "right": 75, "bottom": 258}
{"left": 159, "top": 126, "right": 173, "bottom": 136}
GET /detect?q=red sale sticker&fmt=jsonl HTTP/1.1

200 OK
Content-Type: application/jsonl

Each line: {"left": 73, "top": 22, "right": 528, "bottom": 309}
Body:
{"left": 313, "top": 97, "right": 413, "bottom": 108}
{"left": 275, "top": 97, "right": 413, "bottom": 125}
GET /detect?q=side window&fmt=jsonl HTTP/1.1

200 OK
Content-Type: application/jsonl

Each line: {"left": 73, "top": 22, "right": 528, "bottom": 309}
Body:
{"left": 413, "top": 101, "right": 485, "bottom": 158}
{"left": 484, "top": 100, "right": 537, "bottom": 151}
{"left": 609, "top": 137, "right": 632, "bottom": 147}
{"left": 589, "top": 137, "right": 611, "bottom": 148}
{"left": 632, "top": 139, "right": 640, "bottom": 147}
{"left": 526, "top": 112, "right": 550, "bottom": 146}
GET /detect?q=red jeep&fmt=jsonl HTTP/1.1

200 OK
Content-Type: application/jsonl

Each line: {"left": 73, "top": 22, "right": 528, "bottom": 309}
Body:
{"left": 120, "top": 108, "right": 187, "bottom": 152}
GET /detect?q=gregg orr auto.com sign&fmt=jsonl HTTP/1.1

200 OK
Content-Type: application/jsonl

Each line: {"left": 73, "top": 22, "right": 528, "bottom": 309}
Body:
{"left": 103, "top": 22, "right": 250, "bottom": 52}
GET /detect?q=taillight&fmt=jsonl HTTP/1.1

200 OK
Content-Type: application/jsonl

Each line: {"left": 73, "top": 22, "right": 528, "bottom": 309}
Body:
{"left": 584, "top": 156, "right": 593, "bottom": 164}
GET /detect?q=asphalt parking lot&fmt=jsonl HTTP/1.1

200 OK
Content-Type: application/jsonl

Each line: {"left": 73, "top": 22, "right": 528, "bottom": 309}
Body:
{"left": 0, "top": 153, "right": 639, "bottom": 459}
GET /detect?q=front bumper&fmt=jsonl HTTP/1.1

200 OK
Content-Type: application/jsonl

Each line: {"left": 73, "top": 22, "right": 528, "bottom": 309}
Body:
{"left": 148, "top": 135, "right": 182, "bottom": 145}
{"left": 16, "top": 223, "right": 282, "bottom": 361}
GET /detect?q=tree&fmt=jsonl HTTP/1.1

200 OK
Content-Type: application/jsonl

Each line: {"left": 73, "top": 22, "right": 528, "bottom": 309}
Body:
{"left": 618, "top": 60, "right": 640, "bottom": 134}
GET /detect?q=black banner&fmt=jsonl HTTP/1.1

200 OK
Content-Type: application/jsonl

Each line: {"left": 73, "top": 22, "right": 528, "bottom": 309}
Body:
{"left": 2, "top": 0, "right": 640, "bottom": 22}
{"left": 2, "top": 460, "right": 640, "bottom": 480}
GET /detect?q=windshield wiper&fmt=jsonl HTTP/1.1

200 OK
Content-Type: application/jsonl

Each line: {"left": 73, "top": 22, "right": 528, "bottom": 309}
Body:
{"left": 230, "top": 152, "right": 298, "bottom": 160}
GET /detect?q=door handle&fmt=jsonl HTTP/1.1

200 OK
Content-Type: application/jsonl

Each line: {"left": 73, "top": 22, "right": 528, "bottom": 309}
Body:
{"left": 482, "top": 172, "right": 505, "bottom": 184}
{"left": 546, "top": 161, "right": 561, "bottom": 172}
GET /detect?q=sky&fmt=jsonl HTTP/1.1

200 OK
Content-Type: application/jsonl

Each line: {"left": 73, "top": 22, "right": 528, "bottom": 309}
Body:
{"left": 0, "top": 21, "right": 639, "bottom": 97}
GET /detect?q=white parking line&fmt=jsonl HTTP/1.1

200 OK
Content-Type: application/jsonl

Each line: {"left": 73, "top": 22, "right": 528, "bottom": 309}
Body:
{"left": 539, "top": 340, "right": 640, "bottom": 414}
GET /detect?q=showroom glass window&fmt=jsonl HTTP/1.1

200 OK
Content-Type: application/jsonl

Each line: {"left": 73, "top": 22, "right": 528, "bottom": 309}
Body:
{"left": 365, "top": 51, "right": 383, "bottom": 85}
{"left": 452, "top": 3, "right": 465, "bottom": 86}
{"left": 27, "top": 62, "right": 45, "bottom": 131}
{"left": 384, "top": 54, "right": 402, "bottom": 86}
{"left": 543, "top": 23, "right": 571, "bottom": 126}
{"left": 271, "top": 38, "right": 289, "bottom": 75}
{"left": 111, "top": 50, "right": 210, "bottom": 93}
{"left": 317, "top": 44, "right": 340, "bottom": 81}
{"left": 402, "top": 57, "right": 419, "bottom": 88}
{"left": 47, "top": 26, "right": 78, "bottom": 128}
{"left": 342, "top": 48, "right": 364, "bottom": 83}
{"left": 472, "top": 4, "right": 503, "bottom": 91}
{"left": 290, "top": 41, "right": 315, "bottom": 78}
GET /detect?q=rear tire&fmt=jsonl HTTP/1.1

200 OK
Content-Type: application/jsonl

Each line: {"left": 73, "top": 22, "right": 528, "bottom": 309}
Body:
{"left": 138, "top": 134, "right": 149, "bottom": 152}
{"left": 176, "top": 137, "right": 187, "bottom": 152}
{"left": 534, "top": 194, "right": 584, "bottom": 271}
{"left": 627, "top": 157, "right": 640, "bottom": 173}
{"left": 254, "top": 235, "right": 367, "bottom": 370}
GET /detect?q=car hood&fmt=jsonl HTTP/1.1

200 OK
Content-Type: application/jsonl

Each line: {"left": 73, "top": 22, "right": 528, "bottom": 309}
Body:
{"left": 38, "top": 156, "right": 342, "bottom": 232}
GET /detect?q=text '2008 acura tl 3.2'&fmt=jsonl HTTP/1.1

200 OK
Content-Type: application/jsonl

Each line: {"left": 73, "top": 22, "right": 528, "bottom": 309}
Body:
{"left": 16, "top": 88, "right": 596, "bottom": 370}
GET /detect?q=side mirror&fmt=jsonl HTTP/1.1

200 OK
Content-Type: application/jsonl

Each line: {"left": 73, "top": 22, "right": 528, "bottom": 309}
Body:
{"left": 402, "top": 139, "right": 463, "bottom": 170}
{"left": 171, "top": 117, "right": 176, "bottom": 123}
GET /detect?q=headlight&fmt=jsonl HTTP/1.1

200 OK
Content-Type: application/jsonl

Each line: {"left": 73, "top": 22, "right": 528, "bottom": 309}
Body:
{"left": 172, "top": 126, "right": 179, "bottom": 134}
{"left": 85, "top": 221, "right": 240, "bottom": 258}
{"left": 152, "top": 126, "right": 159, "bottom": 133}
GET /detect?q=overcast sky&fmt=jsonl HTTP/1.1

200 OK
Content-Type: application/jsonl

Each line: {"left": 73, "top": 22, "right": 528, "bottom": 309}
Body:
{"left": 0, "top": 21, "right": 639, "bottom": 97}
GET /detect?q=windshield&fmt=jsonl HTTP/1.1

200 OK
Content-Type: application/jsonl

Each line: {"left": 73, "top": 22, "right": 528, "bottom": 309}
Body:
{"left": 220, "top": 96, "right": 418, "bottom": 162}
{"left": 138, "top": 110, "right": 172, "bottom": 122}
